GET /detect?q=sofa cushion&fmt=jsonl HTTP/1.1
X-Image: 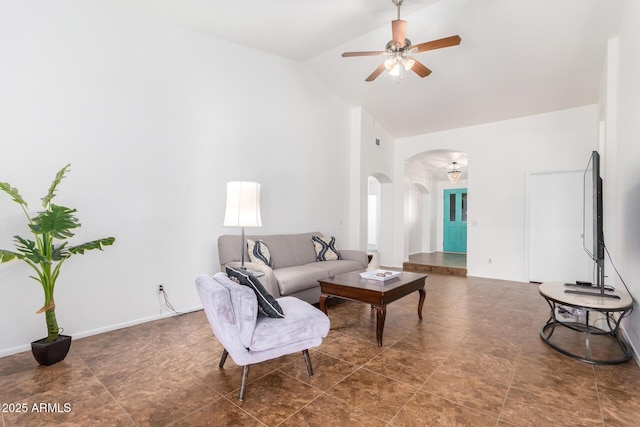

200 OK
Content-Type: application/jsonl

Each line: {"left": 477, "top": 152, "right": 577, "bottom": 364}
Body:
{"left": 246, "top": 239, "right": 272, "bottom": 267}
{"left": 250, "top": 296, "right": 330, "bottom": 352}
{"left": 274, "top": 265, "right": 332, "bottom": 295}
{"left": 226, "top": 267, "right": 285, "bottom": 318}
{"left": 218, "top": 232, "right": 323, "bottom": 269}
{"left": 305, "top": 260, "right": 364, "bottom": 277}
{"left": 312, "top": 236, "right": 342, "bottom": 261}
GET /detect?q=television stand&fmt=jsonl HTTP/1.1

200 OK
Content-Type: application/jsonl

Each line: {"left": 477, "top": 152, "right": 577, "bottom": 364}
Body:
{"left": 539, "top": 282, "right": 633, "bottom": 364}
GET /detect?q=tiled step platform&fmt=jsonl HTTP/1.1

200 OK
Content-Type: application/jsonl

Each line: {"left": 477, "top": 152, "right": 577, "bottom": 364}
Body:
{"left": 402, "top": 252, "right": 467, "bottom": 277}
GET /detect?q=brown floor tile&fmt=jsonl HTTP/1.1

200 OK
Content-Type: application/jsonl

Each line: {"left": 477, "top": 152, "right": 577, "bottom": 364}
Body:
{"left": 514, "top": 348, "right": 595, "bottom": 382}
{"left": 469, "top": 318, "right": 528, "bottom": 343}
{"left": 316, "top": 331, "right": 384, "bottom": 365}
{"left": 0, "top": 350, "right": 38, "bottom": 378}
{"left": 443, "top": 343, "right": 518, "bottom": 384}
{"left": 326, "top": 367, "right": 418, "bottom": 422}
{"left": 168, "top": 397, "right": 264, "bottom": 426}
{"left": 500, "top": 386, "right": 602, "bottom": 426}
{"left": 103, "top": 362, "right": 220, "bottom": 426}
{"left": 423, "top": 365, "right": 509, "bottom": 417}
{"left": 364, "top": 347, "right": 441, "bottom": 387}
{"left": 279, "top": 393, "right": 387, "bottom": 427}
{"left": 594, "top": 362, "right": 640, "bottom": 395}
{"left": 230, "top": 370, "right": 322, "bottom": 425}
{"left": 390, "top": 328, "right": 460, "bottom": 361}
{"left": 0, "top": 353, "right": 94, "bottom": 403}
{"left": 280, "top": 350, "right": 358, "bottom": 391}
{"left": 419, "top": 312, "right": 477, "bottom": 336}
{"left": 598, "top": 385, "right": 640, "bottom": 426}
{"left": 391, "top": 390, "right": 498, "bottom": 427}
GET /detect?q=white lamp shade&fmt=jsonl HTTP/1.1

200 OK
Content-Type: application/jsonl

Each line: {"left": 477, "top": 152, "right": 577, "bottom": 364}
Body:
{"left": 223, "top": 181, "right": 262, "bottom": 227}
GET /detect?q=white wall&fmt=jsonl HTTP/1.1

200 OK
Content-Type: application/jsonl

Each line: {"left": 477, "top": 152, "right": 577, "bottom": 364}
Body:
{"left": 392, "top": 105, "right": 599, "bottom": 280}
{"left": 612, "top": 0, "right": 640, "bottom": 359}
{"left": 407, "top": 184, "right": 426, "bottom": 254}
{"left": 0, "top": 1, "right": 351, "bottom": 355}
{"left": 352, "top": 108, "right": 395, "bottom": 265}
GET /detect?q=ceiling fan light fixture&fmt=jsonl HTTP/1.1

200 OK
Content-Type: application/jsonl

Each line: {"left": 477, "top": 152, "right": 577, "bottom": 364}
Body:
{"left": 401, "top": 56, "right": 415, "bottom": 70}
{"left": 388, "top": 62, "right": 401, "bottom": 76}
{"left": 384, "top": 57, "right": 396, "bottom": 71}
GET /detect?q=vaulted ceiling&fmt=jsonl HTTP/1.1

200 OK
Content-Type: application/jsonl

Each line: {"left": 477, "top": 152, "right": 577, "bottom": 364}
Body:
{"left": 107, "top": 0, "right": 624, "bottom": 138}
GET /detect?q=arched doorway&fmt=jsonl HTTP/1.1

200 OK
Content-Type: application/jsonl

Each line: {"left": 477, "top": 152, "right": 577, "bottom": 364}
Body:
{"left": 403, "top": 150, "right": 468, "bottom": 272}
{"left": 368, "top": 173, "right": 392, "bottom": 267}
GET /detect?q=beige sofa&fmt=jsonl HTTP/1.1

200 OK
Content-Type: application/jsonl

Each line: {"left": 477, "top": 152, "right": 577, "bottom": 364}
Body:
{"left": 218, "top": 232, "right": 368, "bottom": 304}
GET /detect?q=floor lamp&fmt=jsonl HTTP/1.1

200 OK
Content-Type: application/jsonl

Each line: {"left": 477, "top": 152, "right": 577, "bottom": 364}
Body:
{"left": 223, "top": 181, "right": 262, "bottom": 270}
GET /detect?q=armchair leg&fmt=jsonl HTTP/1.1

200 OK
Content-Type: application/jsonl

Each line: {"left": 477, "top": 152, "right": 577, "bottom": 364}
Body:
{"left": 219, "top": 349, "right": 229, "bottom": 369}
{"left": 239, "top": 365, "right": 250, "bottom": 401}
{"left": 302, "top": 349, "right": 314, "bottom": 376}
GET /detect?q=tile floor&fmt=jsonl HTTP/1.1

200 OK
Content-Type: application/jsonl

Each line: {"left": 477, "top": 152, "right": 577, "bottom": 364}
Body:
{"left": 1, "top": 273, "right": 639, "bottom": 426}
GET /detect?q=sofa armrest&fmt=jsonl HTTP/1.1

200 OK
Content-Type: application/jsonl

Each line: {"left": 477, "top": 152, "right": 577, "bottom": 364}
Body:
{"left": 224, "top": 262, "right": 281, "bottom": 298}
{"left": 339, "top": 250, "right": 369, "bottom": 269}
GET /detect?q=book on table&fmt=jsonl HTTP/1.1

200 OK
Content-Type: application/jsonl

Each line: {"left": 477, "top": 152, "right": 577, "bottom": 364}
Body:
{"left": 359, "top": 270, "right": 401, "bottom": 282}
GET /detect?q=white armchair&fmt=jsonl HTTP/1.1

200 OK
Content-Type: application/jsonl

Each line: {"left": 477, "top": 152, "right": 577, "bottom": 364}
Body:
{"left": 195, "top": 273, "right": 330, "bottom": 400}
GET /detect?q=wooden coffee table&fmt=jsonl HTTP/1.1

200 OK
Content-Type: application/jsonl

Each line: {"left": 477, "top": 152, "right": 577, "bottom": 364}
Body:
{"left": 318, "top": 271, "right": 427, "bottom": 346}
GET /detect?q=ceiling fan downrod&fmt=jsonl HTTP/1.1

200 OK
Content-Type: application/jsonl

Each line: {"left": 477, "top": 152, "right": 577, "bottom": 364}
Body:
{"left": 393, "top": 0, "right": 405, "bottom": 19}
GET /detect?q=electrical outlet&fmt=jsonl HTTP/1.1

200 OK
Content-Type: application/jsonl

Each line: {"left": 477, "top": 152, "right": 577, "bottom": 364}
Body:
{"left": 157, "top": 284, "right": 164, "bottom": 294}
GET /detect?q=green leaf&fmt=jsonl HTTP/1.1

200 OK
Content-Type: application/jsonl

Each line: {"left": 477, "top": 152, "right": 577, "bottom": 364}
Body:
{"left": 0, "top": 249, "right": 22, "bottom": 263}
{"left": 13, "top": 236, "right": 48, "bottom": 264}
{"left": 29, "top": 204, "right": 79, "bottom": 239}
{"left": 51, "top": 242, "right": 70, "bottom": 261}
{"left": 41, "top": 164, "right": 70, "bottom": 208}
{"left": 0, "top": 182, "right": 28, "bottom": 208}
{"left": 68, "top": 237, "right": 115, "bottom": 255}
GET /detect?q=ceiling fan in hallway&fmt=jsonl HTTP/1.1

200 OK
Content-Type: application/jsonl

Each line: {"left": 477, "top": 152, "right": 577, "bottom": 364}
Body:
{"left": 342, "top": 0, "right": 461, "bottom": 82}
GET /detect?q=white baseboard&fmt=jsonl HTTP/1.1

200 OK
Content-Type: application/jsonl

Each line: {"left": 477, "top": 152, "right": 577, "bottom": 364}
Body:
{"left": 0, "top": 305, "right": 204, "bottom": 358}
{"left": 621, "top": 323, "right": 640, "bottom": 367}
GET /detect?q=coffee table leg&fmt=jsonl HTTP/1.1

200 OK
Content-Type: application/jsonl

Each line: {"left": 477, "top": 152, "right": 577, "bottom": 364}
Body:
{"left": 417, "top": 287, "right": 425, "bottom": 320}
{"left": 374, "top": 305, "right": 387, "bottom": 347}
{"left": 319, "top": 294, "right": 330, "bottom": 315}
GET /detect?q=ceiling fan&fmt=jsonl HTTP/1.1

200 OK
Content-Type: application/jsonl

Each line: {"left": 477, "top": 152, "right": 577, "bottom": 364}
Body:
{"left": 342, "top": 0, "right": 461, "bottom": 82}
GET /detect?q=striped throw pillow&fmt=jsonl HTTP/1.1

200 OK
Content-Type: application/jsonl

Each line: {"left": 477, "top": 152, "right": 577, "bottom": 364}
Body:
{"left": 311, "top": 236, "right": 342, "bottom": 261}
{"left": 246, "top": 239, "right": 272, "bottom": 267}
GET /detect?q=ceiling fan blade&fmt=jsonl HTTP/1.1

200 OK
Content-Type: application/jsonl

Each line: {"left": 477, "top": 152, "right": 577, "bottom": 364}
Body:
{"left": 410, "top": 59, "right": 432, "bottom": 78}
{"left": 413, "top": 35, "right": 461, "bottom": 53}
{"left": 392, "top": 19, "right": 407, "bottom": 48}
{"left": 365, "top": 63, "right": 386, "bottom": 82}
{"left": 342, "top": 51, "right": 386, "bottom": 57}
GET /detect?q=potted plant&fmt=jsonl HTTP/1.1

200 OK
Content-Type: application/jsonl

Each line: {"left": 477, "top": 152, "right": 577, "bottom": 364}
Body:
{"left": 0, "top": 164, "right": 115, "bottom": 365}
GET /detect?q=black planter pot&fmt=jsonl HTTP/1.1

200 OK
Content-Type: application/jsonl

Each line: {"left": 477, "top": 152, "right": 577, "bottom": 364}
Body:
{"left": 31, "top": 335, "right": 72, "bottom": 366}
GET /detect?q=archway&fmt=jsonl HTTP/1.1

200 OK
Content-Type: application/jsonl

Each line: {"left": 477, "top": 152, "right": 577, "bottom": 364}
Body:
{"left": 368, "top": 173, "right": 393, "bottom": 267}
{"left": 404, "top": 150, "right": 468, "bottom": 259}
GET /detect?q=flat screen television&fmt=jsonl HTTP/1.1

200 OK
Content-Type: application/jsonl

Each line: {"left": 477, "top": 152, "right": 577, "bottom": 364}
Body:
{"left": 565, "top": 150, "right": 618, "bottom": 298}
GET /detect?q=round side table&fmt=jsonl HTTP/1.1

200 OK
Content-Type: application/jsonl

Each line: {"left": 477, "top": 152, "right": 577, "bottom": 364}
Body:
{"left": 539, "top": 282, "right": 634, "bottom": 364}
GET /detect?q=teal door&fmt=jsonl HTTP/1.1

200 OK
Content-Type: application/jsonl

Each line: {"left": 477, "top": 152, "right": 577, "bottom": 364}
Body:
{"left": 443, "top": 189, "right": 467, "bottom": 253}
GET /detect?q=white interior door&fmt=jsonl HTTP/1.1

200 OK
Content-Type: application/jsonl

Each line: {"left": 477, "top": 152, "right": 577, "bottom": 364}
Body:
{"left": 527, "top": 171, "right": 592, "bottom": 283}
